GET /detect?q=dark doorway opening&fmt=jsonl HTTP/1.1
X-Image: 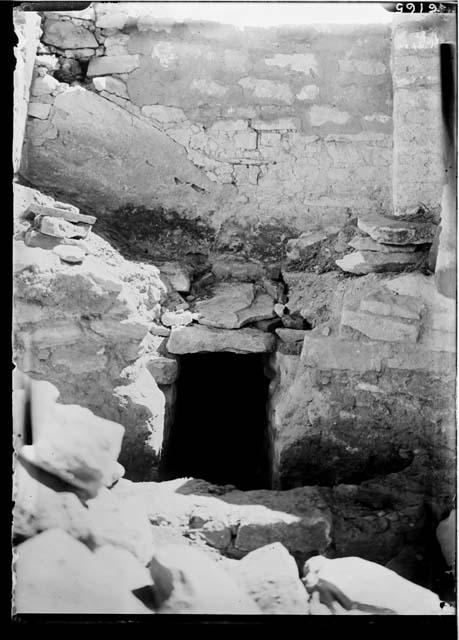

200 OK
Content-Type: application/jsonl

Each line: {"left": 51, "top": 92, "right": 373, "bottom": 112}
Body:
{"left": 160, "top": 353, "right": 271, "bottom": 490}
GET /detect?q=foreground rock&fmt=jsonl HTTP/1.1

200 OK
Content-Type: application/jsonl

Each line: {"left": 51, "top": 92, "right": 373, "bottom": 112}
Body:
{"left": 14, "top": 529, "right": 151, "bottom": 614}
{"left": 112, "top": 479, "right": 332, "bottom": 564}
{"left": 302, "top": 555, "right": 454, "bottom": 615}
{"left": 13, "top": 463, "right": 154, "bottom": 563}
{"left": 14, "top": 379, "right": 125, "bottom": 496}
{"left": 149, "top": 544, "right": 260, "bottom": 614}
{"left": 167, "top": 325, "right": 275, "bottom": 354}
{"left": 223, "top": 543, "right": 309, "bottom": 614}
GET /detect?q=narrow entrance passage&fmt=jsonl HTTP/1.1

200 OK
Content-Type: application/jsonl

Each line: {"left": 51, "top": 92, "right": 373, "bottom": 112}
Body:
{"left": 160, "top": 353, "right": 271, "bottom": 490}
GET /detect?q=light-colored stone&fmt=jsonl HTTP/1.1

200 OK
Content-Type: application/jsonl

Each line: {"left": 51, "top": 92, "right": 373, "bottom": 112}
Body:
{"left": 436, "top": 510, "right": 455, "bottom": 570}
{"left": 195, "top": 283, "right": 254, "bottom": 329}
{"left": 12, "top": 461, "right": 92, "bottom": 541}
{"left": 167, "top": 325, "right": 275, "bottom": 354}
{"left": 286, "top": 231, "right": 328, "bottom": 264}
{"left": 211, "top": 258, "right": 264, "bottom": 282}
{"left": 348, "top": 235, "right": 417, "bottom": 253}
{"left": 303, "top": 555, "right": 453, "bottom": 615}
{"left": 161, "top": 310, "right": 194, "bottom": 327}
{"left": 336, "top": 250, "right": 424, "bottom": 274}
{"left": 86, "top": 487, "right": 155, "bottom": 564}
{"left": 42, "top": 19, "right": 98, "bottom": 49}
{"left": 237, "top": 293, "right": 275, "bottom": 327}
{"left": 31, "top": 74, "right": 59, "bottom": 96}
{"left": 92, "top": 76, "right": 129, "bottom": 98}
{"left": 301, "top": 334, "right": 387, "bottom": 372}
{"left": 359, "top": 288, "right": 424, "bottom": 320}
{"left": 14, "top": 529, "right": 151, "bottom": 614}
{"left": 146, "top": 356, "right": 179, "bottom": 385}
{"left": 26, "top": 202, "right": 96, "bottom": 225}
{"left": 38, "top": 215, "right": 91, "bottom": 239}
{"left": 340, "top": 308, "right": 420, "bottom": 343}
{"left": 225, "top": 543, "right": 309, "bottom": 614}
{"left": 150, "top": 544, "right": 260, "bottom": 614}
{"left": 159, "top": 262, "right": 191, "bottom": 293}
{"left": 358, "top": 213, "right": 437, "bottom": 245}
{"left": 28, "top": 102, "right": 51, "bottom": 120}
{"left": 53, "top": 244, "right": 86, "bottom": 264}
{"left": 93, "top": 545, "right": 153, "bottom": 591}
{"left": 310, "top": 105, "right": 350, "bottom": 126}
{"left": 19, "top": 380, "right": 125, "bottom": 491}
{"left": 87, "top": 55, "right": 140, "bottom": 76}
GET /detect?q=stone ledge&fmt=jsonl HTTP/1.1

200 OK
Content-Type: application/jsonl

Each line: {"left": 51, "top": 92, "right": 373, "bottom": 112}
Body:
{"left": 166, "top": 325, "right": 275, "bottom": 354}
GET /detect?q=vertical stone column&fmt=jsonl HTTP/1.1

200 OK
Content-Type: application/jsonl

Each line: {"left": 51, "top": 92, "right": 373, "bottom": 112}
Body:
{"left": 391, "top": 13, "right": 455, "bottom": 219}
{"left": 13, "top": 8, "right": 42, "bottom": 176}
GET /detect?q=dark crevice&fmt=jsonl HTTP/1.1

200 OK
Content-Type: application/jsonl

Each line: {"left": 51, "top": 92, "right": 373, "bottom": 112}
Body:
{"left": 159, "top": 353, "right": 271, "bottom": 490}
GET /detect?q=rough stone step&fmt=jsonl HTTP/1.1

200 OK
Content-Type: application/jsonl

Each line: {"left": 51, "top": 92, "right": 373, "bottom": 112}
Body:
{"left": 357, "top": 213, "right": 436, "bottom": 245}
{"left": 336, "top": 250, "right": 425, "bottom": 274}
{"left": 26, "top": 202, "right": 96, "bottom": 225}
{"left": 348, "top": 235, "right": 418, "bottom": 253}
{"left": 167, "top": 325, "right": 275, "bottom": 354}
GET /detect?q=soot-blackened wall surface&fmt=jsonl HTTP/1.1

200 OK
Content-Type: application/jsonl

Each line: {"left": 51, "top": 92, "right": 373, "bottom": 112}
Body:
{"left": 160, "top": 353, "right": 271, "bottom": 490}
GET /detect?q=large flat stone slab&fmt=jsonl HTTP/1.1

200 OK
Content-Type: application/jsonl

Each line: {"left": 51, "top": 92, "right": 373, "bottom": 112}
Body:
{"left": 336, "top": 250, "right": 424, "bottom": 274}
{"left": 358, "top": 214, "right": 437, "bottom": 245}
{"left": 195, "top": 284, "right": 275, "bottom": 329}
{"left": 348, "top": 235, "right": 417, "bottom": 253}
{"left": 167, "top": 325, "right": 275, "bottom": 354}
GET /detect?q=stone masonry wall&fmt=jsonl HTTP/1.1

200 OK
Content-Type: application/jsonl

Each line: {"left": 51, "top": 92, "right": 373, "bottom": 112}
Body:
{"left": 21, "top": 3, "right": 393, "bottom": 253}
{"left": 391, "top": 13, "right": 456, "bottom": 219}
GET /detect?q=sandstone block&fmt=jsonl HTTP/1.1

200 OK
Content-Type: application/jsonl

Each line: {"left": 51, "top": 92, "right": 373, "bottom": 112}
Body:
{"left": 159, "top": 261, "right": 191, "bottom": 293}
{"left": 336, "top": 250, "right": 424, "bottom": 274}
{"left": 359, "top": 288, "right": 424, "bottom": 320}
{"left": 167, "top": 325, "right": 275, "bottom": 354}
{"left": 195, "top": 283, "right": 254, "bottom": 329}
{"left": 301, "top": 334, "right": 387, "bottom": 372}
{"left": 348, "top": 235, "right": 417, "bottom": 253}
{"left": 38, "top": 215, "right": 91, "bottom": 239}
{"left": 149, "top": 544, "right": 260, "bottom": 614}
{"left": 86, "top": 487, "right": 155, "bottom": 564}
{"left": 237, "top": 293, "right": 275, "bottom": 327}
{"left": 26, "top": 202, "right": 96, "bottom": 225}
{"left": 53, "top": 244, "right": 86, "bottom": 264}
{"left": 31, "top": 74, "right": 59, "bottom": 96}
{"left": 302, "top": 555, "right": 453, "bottom": 615}
{"left": 14, "top": 529, "right": 150, "bottom": 613}
{"left": 340, "top": 308, "right": 420, "bottom": 343}
{"left": 286, "top": 231, "right": 328, "bottom": 264}
{"left": 224, "top": 543, "right": 309, "bottom": 614}
{"left": 28, "top": 102, "right": 51, "bottom": 119}
{"left": 161, "top": 310, "right": 194, "bottom": 327}
{"left": 358, "top": 213, "right": 437, "bottom": 245}
{"left": 92, "top": 76, "right": 129, "bottom": 98}
{"left": 19, "top": 380, "right": 125, "bottom": 492}
{"left": 12, "top": 462, "right": 91, "bottom": 541}
{"left": 42, "top": 19, "right": 98, "bottom": 49}
{"left": 87, "top": 54, "right": 140, "bottom": 76}
{"left": 211, "top": 257, "right": 264, "bottom": 282}
{"left": 24, "top": 229, "right": 88, "bottom": 252}
{"left": 146, "top": 356, "right": 179, "bottom": 385}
